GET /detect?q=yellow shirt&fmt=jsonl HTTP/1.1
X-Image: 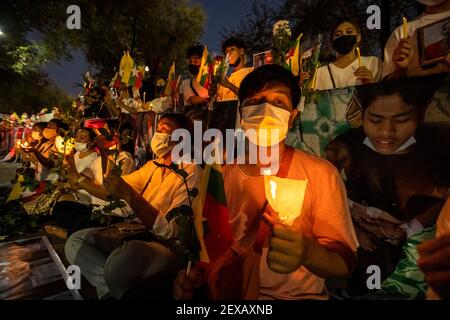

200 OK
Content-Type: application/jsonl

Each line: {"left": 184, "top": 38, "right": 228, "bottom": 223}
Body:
{"left": 217, "top": 67, "right": 253, "bottom": 102}
{"left": 122, "top": 160, "right": 203, "bottom": 239}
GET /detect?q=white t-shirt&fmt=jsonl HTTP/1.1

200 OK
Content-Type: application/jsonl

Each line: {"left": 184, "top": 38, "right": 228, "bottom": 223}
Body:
{"left": 74, "top": 151, "right": 104, "bottom": 206}
{"left": 315, "top": 56, "right": 382, "bottom": 91}
{"left": 382, "top": 10, "right": 450, "bottom": 79}
{"left": 179, "top": 78, "right": 209, "bottom": 106}
{"left": 217, "top": 67, "right": 253, "bottom": 102}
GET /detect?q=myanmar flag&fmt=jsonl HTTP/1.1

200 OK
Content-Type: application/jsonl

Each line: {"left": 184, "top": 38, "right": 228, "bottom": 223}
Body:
{"left": 193, "top": 163, "right": 233, "bottom": 263}
{"left": 196, "top": 46, "right": 214, "bottom": 90}
{"left": 162, "top": 62, "right": 176, "bottom": 97}
{"left": 285, "top": 33, "right": 303, "bottom": 76}
{"left": 119, "top": 51, "right": 134, "bottom": 85}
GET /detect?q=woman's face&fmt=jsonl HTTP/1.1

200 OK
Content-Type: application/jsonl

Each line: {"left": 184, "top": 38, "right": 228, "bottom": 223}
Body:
{"left": 332, "top": 22, "right": 361, "bottom": 42}
{"left": 75, "top": 129, "right": 92, "bottom": 144}
{"left": 363, "top": 93, "right": 420, "bottom": 155}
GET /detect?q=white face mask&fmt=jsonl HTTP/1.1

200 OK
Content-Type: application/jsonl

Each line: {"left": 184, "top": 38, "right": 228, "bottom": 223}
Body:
{"left": 31, "top": 132, "right": 41, "bottom": 141}
{"left": 151, "top": 132, "right": 172, "bottom": 158}
{"left": 74, "top": 142, "right": 89, "bottom": 152}
{"left": 417, "top": 0, "right": 446, "bottom": 6}
{"left": 241, "top": 102, "right": 291, "bottom": 147}
{"left": 363, "top": 136, "right": 417, "bottom": 154}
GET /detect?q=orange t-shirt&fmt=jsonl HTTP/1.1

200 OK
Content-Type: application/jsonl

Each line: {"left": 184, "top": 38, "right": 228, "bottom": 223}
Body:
{"left": 223, "top": 149, "right": 359, "bottom": 300}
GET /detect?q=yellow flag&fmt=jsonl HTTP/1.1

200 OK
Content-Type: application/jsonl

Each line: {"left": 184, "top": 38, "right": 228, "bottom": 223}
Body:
{"left": 286, "top": 33, "right": 303, "bottom": 76}
{"left": 163, "top": 62, "right": 176, "bottom": 96}
{"left": 119, "top": 51, "right": 134, "bottom": 84}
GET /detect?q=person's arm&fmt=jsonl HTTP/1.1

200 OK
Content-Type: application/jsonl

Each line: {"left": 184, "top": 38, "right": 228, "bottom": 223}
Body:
{"left": 383, "top": 37, "right": 413, "bottom": 81}
{"left": 26, "top": 147, "right": 55, "bottom": 169}
{"left": 219, "top": 77, "right": 239, "bottom": 95}
{"left": 187, "top": 95, "right": 209, "bottom": 105}
{"left": 103, "top": 174, "right": 159, "bottom": 228}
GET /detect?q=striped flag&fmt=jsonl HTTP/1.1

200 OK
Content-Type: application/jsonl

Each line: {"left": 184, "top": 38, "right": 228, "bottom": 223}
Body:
{"left": 193, "top": 162, "right": 233, "bottom": 263}
{"left": 285, "top": 33, "right": 303, "bottom": 76}
{"left": 196, "top": 46, "right": 214, "bottom": 90}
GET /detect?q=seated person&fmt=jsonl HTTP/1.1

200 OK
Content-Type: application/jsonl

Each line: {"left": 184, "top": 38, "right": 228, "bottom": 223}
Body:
{"left": 302, "top": 19, "right": 381, "bottom": 90}
{"left": 95, "top": 119, "right": 135, "bottom": 176}
{"left": 383, "top": 0, "right": 450, "bottom": 80}
{"left": 17, "top": 121, "right": 48, "bottom": 178}
{"left": 325, "top": 75, "right": 450, "bottom": 297}
{"left": 174, "top": 65, "right": 358, "bottom": 300}
{"left": 65, "top": 114, "right": 202, "bottom": 300}
{"left": 47, "top": 127, "right": 104, "bottom": 238}
{"left": 23, "top": 119, "right": 69, "bottom": 182}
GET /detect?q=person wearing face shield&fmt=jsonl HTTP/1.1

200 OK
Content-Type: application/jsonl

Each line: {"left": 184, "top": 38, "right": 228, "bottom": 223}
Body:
{"left": 303, "top": 19, "right": 381, "bottom": 91}
{"left": 64, "top": 114, "right": 203, "bottom": 300}
{"left": 174, "top": 65, "right": 358, "bottom": 300}
{"left": 383, "top": 0, "right": 450, "bottom": 80}
{"left": 178, "top": 45, "right": 210, "bottom": 110}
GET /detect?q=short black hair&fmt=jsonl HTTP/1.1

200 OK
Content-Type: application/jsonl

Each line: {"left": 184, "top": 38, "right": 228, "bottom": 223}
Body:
{"left": 160, "top": 113, "right": 194, "bottom": 137}
{"left": 49, "top": 119, "right": 69, "bottom": 134}
{"left": 221, "top": 37, "right": 247, "bottom": 54}
{"left": 239, "top": 64, "right": 301, "bottom": 109}
{"left": 78, "top": 127, "right": 97, "bottom": 142}
{"left": 356, "top": 74, "right": 444, "bottom": 114}
{"left": 186, "top": 45, "right": 204, "bottom": 59}
{"left": 331, "top": 18, "right": 362, "bottom": 42}
{"left": 33, "top": 122, "right": 48, "bottom": 131}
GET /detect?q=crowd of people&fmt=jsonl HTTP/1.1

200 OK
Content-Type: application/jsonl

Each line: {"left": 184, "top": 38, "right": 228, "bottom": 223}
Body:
{"left": 1, "top": 0, "right": 450, "bottom": 301}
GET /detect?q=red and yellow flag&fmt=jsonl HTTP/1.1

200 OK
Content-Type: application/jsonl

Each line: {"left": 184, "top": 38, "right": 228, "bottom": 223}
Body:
{"left": 285, "top": 33, "right": 303, "bottom": 76}
{"left": 196, "top": 46, "right": 214, "bottom": 90}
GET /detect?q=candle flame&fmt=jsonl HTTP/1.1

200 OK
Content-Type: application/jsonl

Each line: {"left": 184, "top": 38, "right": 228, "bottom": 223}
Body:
{"left": 270, "top": 180, "right": 277, "bottom": 201}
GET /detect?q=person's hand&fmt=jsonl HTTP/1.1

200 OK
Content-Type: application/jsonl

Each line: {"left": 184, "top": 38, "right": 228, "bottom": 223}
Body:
{"left": 355, "top": 224, "right": 378, "bottom": 252}
{"left": 393, "top": 37, "right": 413, "bottom": 69}
{"left": 103, "top": 174, "right": 129, "bottom": 199}
{"left": 264, "top": 211, "right": 309, "bottom": 274}
{"left": 418, "top": 233, "right": 450, "bottom": 300}
{"left": 354, "top": 66, "right": 374, "bottom": 84}
{"left": 358, "top": 217, "right": 406, "bottom": 240}
{"left": 173, "top": 268, "right": 205, "bottom": 300}
{"left": 299, "top": 71, "right": 310, "bottom": 86}
{"left": 62, "top": 165, "right": 81, "bottom": 190}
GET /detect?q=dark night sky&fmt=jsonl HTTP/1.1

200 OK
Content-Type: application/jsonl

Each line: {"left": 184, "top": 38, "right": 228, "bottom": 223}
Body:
{"left": 43, "top": 0, "right": 283, "bottom": 96}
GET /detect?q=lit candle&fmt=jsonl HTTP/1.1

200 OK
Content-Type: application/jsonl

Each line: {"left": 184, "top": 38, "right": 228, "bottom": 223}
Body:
{"left": 264, "top": 176, "right": 308, "bottom": 226}
{"left": 356, "top": 46, "right": 362, "bottom": 68}
{"left": 402, "top": 17, "right": 408, "bottom": 39}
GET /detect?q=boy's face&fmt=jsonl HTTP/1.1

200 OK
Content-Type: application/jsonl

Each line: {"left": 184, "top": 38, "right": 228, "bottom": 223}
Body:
{"left": 188, "top": 54, "right": 202, "bottom": 66}
{"left": 225, "top": 46, "right": 244, "bottom": 65}
{"left": 241, "top": 82, "right": 298, "bottom": 127}
{"left": 363, "top": 93, "right": 420, "bottom": 155}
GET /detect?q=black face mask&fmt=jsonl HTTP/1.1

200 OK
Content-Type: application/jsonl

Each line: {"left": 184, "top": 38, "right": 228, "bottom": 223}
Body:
{"left": 188, "top": 64, "right": 200, "bottom": 75}
{"left": 332, "top": 35, "right": 358, "bottom": 55}
{"left": 230, "top": 57, "right": 241, "bottom": 68}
